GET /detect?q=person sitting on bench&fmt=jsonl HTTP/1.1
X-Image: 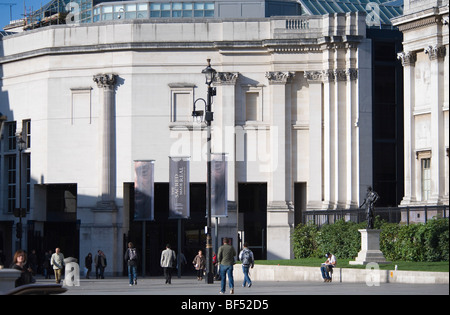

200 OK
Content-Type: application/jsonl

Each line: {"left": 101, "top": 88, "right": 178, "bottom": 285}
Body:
{"left": 320, "top": 252, "right": 336, "bottom": 282}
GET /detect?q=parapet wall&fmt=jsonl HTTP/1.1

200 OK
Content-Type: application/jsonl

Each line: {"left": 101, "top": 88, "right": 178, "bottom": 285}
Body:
{"left": 233, "top": 264, "right": 449, "bottom": 284}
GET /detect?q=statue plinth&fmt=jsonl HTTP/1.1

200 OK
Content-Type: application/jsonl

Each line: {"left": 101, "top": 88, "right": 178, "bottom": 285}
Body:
{"left": 349, "top": 229, "right": 391, "bottom": 265}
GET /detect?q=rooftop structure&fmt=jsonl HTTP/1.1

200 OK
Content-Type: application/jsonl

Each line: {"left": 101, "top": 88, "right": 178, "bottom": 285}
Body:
{"left": 299, "top": 0, "right": 403, "bottom": 27}
{"left": 2, "top": 0, "right": 403, "bottom": 32}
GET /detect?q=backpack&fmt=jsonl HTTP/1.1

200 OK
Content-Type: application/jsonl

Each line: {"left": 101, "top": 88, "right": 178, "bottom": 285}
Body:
{"left": 129, "top": 249, "right": 137, "bottom": 261}
{"left": 241, "top": 249, "right": 252, "bottom": 266}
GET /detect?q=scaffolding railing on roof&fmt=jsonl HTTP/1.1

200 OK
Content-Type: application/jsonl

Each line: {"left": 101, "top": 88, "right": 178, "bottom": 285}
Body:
{"left": 24, "top": 0, "right": 72, "bottom": 30}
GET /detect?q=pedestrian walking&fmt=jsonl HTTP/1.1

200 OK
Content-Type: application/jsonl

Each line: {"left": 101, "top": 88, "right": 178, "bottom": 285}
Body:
{"left": 43, "top": 250, "right": 52, "bottom": 279}
{"left": 177, "top": 252, "right": 187, "bottom": 276}
{"left": 217, "top": 237, "right": 236, "bottom": 294}
{"left": 50, "top": 247, "right": 65, "bottom": 284}
{"left": 160, "top": 244, "right": 176, "bottom": 284}
{"left": 212, "top": 251, "right": 220, "bottom": 280}
{"left": 28, "top": 249, "right": 38, "bottom": 275}
{"left": 239, "top": 242, "right": 254, "bottom": 288}
{"left": 95, "top": 250, "right": 107, "bottom": 279}
{"left": 192, "top": 249, "right": 206, "bottom": 281}
{"left": 124, "top": 242, "right": 139, "bottom": 286}
{"left": 84, "top": 253, "right": 93, "bottom": 279}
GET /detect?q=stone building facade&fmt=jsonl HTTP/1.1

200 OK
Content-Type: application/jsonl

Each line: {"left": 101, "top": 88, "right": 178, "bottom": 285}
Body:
{"left": 392, "top": 0, "right": 449, "bottom": 209}
{"left": 1, "top": 11, "right": 373, "bottom": 274}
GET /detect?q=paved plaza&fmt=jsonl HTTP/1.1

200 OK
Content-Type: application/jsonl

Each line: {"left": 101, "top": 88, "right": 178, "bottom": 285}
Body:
{"left": 44, "top": 276, "right": 448, "bottom": 296}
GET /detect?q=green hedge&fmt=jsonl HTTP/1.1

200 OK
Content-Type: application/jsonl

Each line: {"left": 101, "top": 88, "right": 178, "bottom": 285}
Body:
{"left": 292, "top": 217, "right": 449, "bottom": 262}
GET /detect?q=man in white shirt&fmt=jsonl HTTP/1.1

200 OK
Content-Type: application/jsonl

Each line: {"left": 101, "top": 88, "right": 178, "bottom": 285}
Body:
{"left": 320, "top": 252, "right": 336, "bottom": 282}
{"left": 50, "top": 247, "right": 65, "bottom": 284}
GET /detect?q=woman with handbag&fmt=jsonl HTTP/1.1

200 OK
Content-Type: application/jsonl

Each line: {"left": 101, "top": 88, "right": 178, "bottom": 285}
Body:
{"left": 192, "top": 249, "right": 206, "bottom": 281}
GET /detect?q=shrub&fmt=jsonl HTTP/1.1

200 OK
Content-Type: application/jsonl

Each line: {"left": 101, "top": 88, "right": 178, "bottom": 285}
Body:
{"left": 380, "top": 222, "right": 400, "bottom": 261}
{"left": 420, "top": 218, "right": 449, "bottom": 262}
{"left": 292, "top": 223, "right": 319, "bottom": 258}
{"left": 292, "top": 217, "right": 449, "bottom": 262}
{"left": 316, "top": 219, "right": 363, "bottom": 259}
{"left": 395, "top": 223, "right": 424, "bottom": 261}
{"left": 438, "top": 227, "right": 449, "bottom": 261}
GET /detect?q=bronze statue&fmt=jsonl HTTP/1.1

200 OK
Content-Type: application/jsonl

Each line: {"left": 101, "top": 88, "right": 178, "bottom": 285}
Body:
{"left": 360, "top": 186, "right": 379, "bottom": 229}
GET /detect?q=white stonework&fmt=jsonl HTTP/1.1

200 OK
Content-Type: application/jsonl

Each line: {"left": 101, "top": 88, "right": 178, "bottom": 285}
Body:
{"left": 392, "top": 0, "right": 449, "bottom": 208}
{"left": 1, "top": 13, "right": 372, "bottom": 273}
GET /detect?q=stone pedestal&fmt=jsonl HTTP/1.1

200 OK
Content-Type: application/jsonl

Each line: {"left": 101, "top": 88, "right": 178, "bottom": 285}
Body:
{"left": 349, "top": 229, "right": 390, "bottom": 265}
{"left": 0, "top": 269, "right": 21, "bottom": 293}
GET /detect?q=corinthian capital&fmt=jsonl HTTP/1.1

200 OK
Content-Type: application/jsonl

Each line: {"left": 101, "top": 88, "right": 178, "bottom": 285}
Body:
{"left": 304, "top": 71, "right": 323, "bottom": 82}
{"left": 265, "top": 71, "right": 295, "bottom": 84}
{"left": 397, "top": 51, "right": 417, "bottom": 66}
{"left": 214, "top": 72, "right": 239, "bottom": 85}
{"left": 424, "top": 45, "right": 446, "bottom": 60}
{"left": 93, "top": 73, "right": 118, "bottom": 88}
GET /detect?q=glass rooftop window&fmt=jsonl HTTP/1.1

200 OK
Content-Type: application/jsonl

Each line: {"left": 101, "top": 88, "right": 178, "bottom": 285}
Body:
{"left": 93, "top": 2, "right": 215, "bottom": 21}
{"left": 320, "top": 1, "right": 337, "bottom": 14}
{"left": 298, "top": 0, "right": 403, "bottom": 26}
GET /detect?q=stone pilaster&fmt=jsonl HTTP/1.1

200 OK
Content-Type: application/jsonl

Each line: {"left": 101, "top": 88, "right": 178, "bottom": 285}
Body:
{"left": 425, "top": 45, "right": 446, "bottom": 204}
{"left": 265, "top": 71, "right": 295, "bottom": 260}
{"left": 213, "top": 72, "right": 239, "bottom": 213}
{"left": 397, "top": 51, "right": 417, "bottom": 205}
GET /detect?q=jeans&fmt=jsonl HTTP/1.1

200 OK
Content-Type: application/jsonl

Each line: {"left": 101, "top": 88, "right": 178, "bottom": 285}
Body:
{"left": 128, "top": 265, "right": 137, "bottom": 284}
{"left": 219, "top": 265, "right": 234, "bottom": 293}
{"left": 96, "top": 265, "right": 105, "bottom": 279}
{"left": 321, "top": 265, "right": 331, "bottom": 280}
{"left": 242, "top": 265, "right": 252, "bottom": 287}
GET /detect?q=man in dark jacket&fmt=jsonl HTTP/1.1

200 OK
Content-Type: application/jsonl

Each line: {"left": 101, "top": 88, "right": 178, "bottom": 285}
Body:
{"left": 217, "top": 237, "right": 236, "bottom": 294}
{"left": 124, "top": 242, "right": 139, "bottom": 286}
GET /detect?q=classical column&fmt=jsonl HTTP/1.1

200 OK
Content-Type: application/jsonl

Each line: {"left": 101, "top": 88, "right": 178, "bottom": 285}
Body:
{"left": 93, "top": 73, "right": 118, "bottom": 209}
{"left": 346, "top": 68, "right": 358, "bottom": 208}
{"left": 335, "top": 69, "right": 347, "bottom": 208}
{"left": 265, "top": 71, "right": 295, "bottom": 259}
{"left": 425, "top": 45, "right": 446, "bottom": 204}
{"left": 322, "top": 70, "right": 335, "bottom": 209}
{"left": 304, "top": 71, "right": 323, "bottom": 209}
{"left": 397, "top": 51, "right": 417, "bottom": 205}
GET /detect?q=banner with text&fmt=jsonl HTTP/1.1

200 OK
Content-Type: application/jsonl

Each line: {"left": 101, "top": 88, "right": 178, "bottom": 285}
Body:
{"left": 211, "top": 153, "right": 228, "bottom": 217}
{"left": 134, "top": 160, "right": 155, "bottom": 221}
{"left": 169, "top": 157, "right": 190, "bottom": 219}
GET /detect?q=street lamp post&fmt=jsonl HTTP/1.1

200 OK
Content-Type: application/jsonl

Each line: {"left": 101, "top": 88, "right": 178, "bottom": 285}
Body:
{"left": 16, "top": 132, "right": 27, "bottom": 249}
{"left": 193, "top": 59, "right": 216, "bottom": 284}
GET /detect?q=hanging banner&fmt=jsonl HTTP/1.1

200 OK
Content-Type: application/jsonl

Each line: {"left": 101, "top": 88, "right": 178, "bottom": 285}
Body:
{"left": 134, "top": 160, "right": 155, "bottom": 221}
{"left": 169, "top": 156, "right": 190, "bottom": 219}
{"left": 211, "top": 153, "right": 228, "bottom": 217}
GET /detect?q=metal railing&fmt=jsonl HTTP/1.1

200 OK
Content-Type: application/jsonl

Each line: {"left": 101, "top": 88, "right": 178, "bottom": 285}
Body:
{"left": 302, "top": 205, "right": 449, "bottom": 227}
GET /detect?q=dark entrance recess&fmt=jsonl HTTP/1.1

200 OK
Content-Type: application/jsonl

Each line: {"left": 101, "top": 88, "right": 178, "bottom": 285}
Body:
{"left": 43, "top": 221, "right": 79, "bottom": 259}
{"left": 126, "top": 182, "right": 207, "bottom": 276}
{"left": 42, "top": 184, "right": 79, "bottom": 259}
{"left": 238, "top": 183, "right": 267, "bottom": 260}
{"left": 294, "top": 182, "right": 307, "bottom": 227}
{"left": 368, "top": 28, "right": 404, "bottom": 207}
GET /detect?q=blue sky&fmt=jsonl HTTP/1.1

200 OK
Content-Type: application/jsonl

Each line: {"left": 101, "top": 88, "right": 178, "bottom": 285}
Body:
{"left": 1, "top": 0, "right": 50, "bottom": 31}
